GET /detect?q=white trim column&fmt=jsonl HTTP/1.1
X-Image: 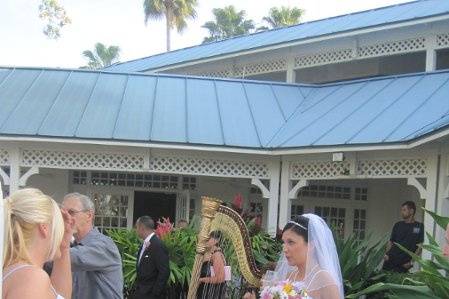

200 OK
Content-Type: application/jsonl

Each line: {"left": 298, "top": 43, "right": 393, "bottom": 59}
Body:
{"left": 423, "top": 151, "right": 439, "bottom": 258}
{"left": 425, "top": 34, "right": 437, "bottom": 72}
{"left": 286, "top": 56, "right": 296, "bottom": 83}
{"left": 279, "top": 158, "right": 291, "bottom": 229}
{"left": 266, "top": 160, "right": 280, "bottom": 236}
{"left": 8, "top": 147, "right": 20, "bottom": 194}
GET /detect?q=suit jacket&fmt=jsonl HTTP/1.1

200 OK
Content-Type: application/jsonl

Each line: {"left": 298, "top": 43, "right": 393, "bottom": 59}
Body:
{"left": 132, "top": 234, "right": 170, "bottom": 299}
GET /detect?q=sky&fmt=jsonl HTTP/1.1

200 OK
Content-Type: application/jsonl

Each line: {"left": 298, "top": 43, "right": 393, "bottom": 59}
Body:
{"left": 0, "top": 0, "right": 412, "bottom": 68}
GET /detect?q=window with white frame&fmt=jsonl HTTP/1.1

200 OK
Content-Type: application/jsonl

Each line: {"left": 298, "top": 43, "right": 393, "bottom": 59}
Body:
{"left": 189, "top": 198, "right": 196, "bottom": 220}
{"left": 353, "top": 209, "right": 367, "bottom": 240}
{"left": 248, "top": 201, "right": 263, "bottom": 219}
{"left": 291, "top": 204, "right": 304, "bottom": 219}
{"left": 92, "top": 193, "right": 129, "bottom": 232}
{"left": 314, "top": 206, "right": 346, "bottom": 237}
{"left": 72, "top": 171, "right": 198, "bottom": 191}
{"left": 299, "top": 184, "right": 351, "bottom": 200}
{"left": 354, "top": 187, "right": 368, "bottom": 201}
{"left": 182, "top": 176, "right": 197, "bottom": 190}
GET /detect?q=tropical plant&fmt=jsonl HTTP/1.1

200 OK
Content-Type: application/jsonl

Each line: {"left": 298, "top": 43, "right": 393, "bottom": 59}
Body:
{"left": 202, "top": 6, "right": 255, "bottom": 43}
{"left": 260, "top": 6, "right": 304, "bottom": 30}
{"left": 347, "top": 210, "right": 449, "bottom": 299}
{"left": 38, "top": 0, "right": 71, "bottom": 39}
{"left": 143, "top": 0, "right": 198, "bottom": 51}
{"left": 334, "top": 232, "right": 387, "bottom": 296}
{"left": 106, "top": 228, "right": 140, "bottom": 297}
{"left": 82, "top": 43, "right": 121, "bottom": 69}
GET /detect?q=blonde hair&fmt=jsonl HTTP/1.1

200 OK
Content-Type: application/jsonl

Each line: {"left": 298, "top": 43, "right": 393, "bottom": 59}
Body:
{"left": 3, "top": 188, "right": 64, "bottom": 268}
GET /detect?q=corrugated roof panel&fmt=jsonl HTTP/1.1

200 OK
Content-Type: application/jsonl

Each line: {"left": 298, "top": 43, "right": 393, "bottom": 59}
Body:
{"left": 1, "top": 70, "right": 69, "bottom": 134}
{"left": 278, "top": 82, "right": 367, "bottom": 147}
{"left": 75, "top": 73, "right": 128, "bottom": 138}
{"left": 0, "top": 68, "right": 12, "bottom": 84}
{"left": 297, "top": 79, "right": 392, "bottom": 146}
{"left": 243, "top": 82, "right": 286, "bottom": 146}
{"left": 113, "top": 75, "right": 158, "bottom": 141}
{"left": 1, "top": 67, "right": 449, "bottom": 149}
{"left": 215, "top": 81, "right": 261, "bottom": 147}
{"left": 151, "top": 76, "right": 187, "bottom": 142}
{"left": 349, "top": 74, "right": 449, "bottom": 143}
{"left": 272, "top": 85, "right": 307, "bottom": 120}
{"left": 316, "top": 75, "right": 422, "bottom": 145}
{"left": 384, "top": 73, "right": 449, "bottom": 141}
{"left": 106, "top": 0, "right": 449, "bottom": 72}
{"left": 39, "top": 71, "right": 100, "bottom": 137}
{"left": 186, "top": 78, "right": 224, "bottom": 145}
{"left": 0, "top": 69, "right": 42, "bottom": 128}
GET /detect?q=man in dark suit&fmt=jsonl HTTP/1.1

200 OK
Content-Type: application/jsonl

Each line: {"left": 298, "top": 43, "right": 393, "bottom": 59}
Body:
{"left": 132, "top": 216, "right": 169, "bottom": 299}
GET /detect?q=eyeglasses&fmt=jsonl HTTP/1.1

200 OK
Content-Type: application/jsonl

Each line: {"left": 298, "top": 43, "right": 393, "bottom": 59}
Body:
{"left": 67, "top": 209, "right": 88, "bottom": 216}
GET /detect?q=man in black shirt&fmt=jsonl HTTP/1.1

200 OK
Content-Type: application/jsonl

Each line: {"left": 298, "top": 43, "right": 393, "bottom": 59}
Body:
{"left": 383, "top": 201, "right": 424, "bottom": 273}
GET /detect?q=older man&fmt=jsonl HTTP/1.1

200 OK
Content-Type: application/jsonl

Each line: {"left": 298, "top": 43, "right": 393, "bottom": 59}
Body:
{"left": 62, "top": 192, "right": 123, "bottom": 299}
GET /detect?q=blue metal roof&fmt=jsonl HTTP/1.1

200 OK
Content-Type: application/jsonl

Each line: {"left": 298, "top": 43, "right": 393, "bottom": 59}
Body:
{"left": 0, "top": 67, "right": 449, "bottom": 150}
{"left": 105, "top": 0, "right": 449, "bottom": 73}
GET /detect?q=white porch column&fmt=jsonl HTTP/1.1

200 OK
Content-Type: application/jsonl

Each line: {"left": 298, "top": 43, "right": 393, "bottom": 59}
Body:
{"left": 436, "top": 152, "right": 449, "bottom": 245}
{"left": 8, "top": 147, "right": 20, "bottom": 194}
{"left": 424, "top": 152, "right": 439, "bottom": 258}
{"left": 286, "top": 56, "right": 296, "bottom": 83}
{"left": 279, "top": 158, "right": 291, "bottom": 229}
{"left": 266, "top": 160, "right": 280, "bottom": 237}
{"left": 425, "top": 34, "right": 437, "bottom": 72}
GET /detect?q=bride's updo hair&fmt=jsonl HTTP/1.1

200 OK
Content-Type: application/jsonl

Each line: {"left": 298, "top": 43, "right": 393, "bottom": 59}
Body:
{"left": 282, "top": 215, "right": 309, "bottom": 242}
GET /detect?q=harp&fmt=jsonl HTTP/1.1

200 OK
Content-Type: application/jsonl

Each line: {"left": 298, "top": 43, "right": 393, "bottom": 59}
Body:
{"left": 187, "top": 196, "right": 263, "bottom": 299}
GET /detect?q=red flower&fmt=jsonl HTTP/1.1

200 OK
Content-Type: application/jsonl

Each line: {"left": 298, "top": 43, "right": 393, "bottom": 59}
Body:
{"left": 232, "top": 193, "right": 244, "bottom": 210}
{"left": 155, "top": 217, "right": 174, "bottom": 239}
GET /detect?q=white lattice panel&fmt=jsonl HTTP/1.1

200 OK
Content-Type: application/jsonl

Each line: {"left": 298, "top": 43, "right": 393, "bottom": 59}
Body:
{"left": 358, "top": 159, "right": 427, "bottom": 177}
{"left": 234, "top": 59, "right": 287, "bottom": 77}
{"left": 290, "top": 161, "right": 351, "bottom": 179}
{"left": 149, "top": 156, "right": 270, "bottom": 178}
{"left": 358, "top": 37, "right": 425, "bottom": 58}
{"left": 21, "top": 150, "right": 145, "bottom": 171}
{"left": 195, "top": 68, "right": 232, "bottom": 78}
{"left": 0, "top": 149, "right": 9, "bottom": 165}
{"left": 437, "top": 33, "right": 449, "bottom": 48}
{"left": 295, "top": 49, "right": 353, "bottom": 68}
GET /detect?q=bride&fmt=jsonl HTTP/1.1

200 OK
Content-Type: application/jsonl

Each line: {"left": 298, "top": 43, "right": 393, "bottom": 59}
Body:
{"left": 244, "top": 214, "right": 344, "bottom": 299}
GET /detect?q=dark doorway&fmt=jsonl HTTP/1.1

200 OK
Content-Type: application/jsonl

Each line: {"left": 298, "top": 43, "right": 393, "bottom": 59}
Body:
{"left": 133, "top": 191, "right": 176, "bottom": 226}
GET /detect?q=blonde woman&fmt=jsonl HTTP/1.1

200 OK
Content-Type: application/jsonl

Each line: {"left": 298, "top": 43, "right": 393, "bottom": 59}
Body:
{"left": 2, "top": 188, "right": 73, "bottom": 299}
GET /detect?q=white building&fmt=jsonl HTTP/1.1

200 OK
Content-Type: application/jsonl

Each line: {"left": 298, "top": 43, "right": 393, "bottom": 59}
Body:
{"left": 1, "top": 0, "right": 449, "bottom": 245}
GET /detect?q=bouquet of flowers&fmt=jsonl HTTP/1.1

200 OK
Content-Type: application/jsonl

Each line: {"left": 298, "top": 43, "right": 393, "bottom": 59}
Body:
{"left": 260, "top": 280, "right": 309, "bottom": 299}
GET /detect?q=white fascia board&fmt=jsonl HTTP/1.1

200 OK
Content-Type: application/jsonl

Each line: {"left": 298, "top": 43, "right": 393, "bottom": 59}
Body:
{"left": 0, "top": 127, "right": 447, "bottom": 155}
{"left": 0, "top": 136, "right": 423, "bottom": 155}
{"left": 152, "top": 15, "right": 449, "bottom": 73}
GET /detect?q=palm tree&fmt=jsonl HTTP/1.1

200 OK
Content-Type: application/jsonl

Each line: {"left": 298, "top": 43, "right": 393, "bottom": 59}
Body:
{"left": 82, "top": 43, "right": 121, "bottom": 69}
{"left": 143, "top": 0, "right": 198, "bottom": 51}
{"left": 202, "top": 6, "right": 255, "bottom": 43}
{"left": 38, "top": 0, "right": 71, "bottom": 39}
{"left": 262, "top": 6, "right": 304, "bottom": 29}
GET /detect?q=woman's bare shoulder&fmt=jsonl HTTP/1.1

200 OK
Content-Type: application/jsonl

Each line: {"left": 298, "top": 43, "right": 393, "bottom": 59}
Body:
{"left": 5, "top": 267, "right": 53, "bottom": 298}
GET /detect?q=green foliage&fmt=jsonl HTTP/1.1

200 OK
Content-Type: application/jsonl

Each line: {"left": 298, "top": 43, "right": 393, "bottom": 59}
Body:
{"left": 261, "top": 6, "right": 304, "bottom": 30}
{"left": 162, "top": 227, "right": 197, "bottom": 286}
{"left": 106, "top": 228, "right": 140, "bottom": 295}
{"left": 143, "top": 0, "right": 198, "bottom": 50}
{"left": 202, "top": 6, "right": 255, "bottom": 43}
{"left": 38, "top": 0, "right": 71, "bottom": 39}
{"left": 334, "top": 232, "right": 387, "bottom": 296}
{"left": 82, "top": 43, "right": 121, "bottom": 69}
{"left": 346, "top": 210, "right": 449, "bottom": 299}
